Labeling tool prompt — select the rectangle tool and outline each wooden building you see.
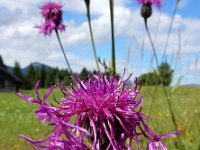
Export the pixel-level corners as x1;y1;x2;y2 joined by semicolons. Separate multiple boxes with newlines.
0;67;22;92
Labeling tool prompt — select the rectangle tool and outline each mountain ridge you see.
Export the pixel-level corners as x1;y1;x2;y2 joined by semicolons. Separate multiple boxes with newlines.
6;62;52;75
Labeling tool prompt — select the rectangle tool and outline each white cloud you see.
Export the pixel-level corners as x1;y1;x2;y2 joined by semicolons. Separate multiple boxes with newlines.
178;0;191;9
0;0;199;84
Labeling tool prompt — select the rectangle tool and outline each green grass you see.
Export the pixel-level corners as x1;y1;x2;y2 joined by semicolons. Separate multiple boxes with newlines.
0;86;199;150
141;86;200;150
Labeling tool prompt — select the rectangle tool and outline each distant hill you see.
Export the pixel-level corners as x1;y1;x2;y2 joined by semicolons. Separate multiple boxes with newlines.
6;62;52;75
22;62;52;75
180;84;200;87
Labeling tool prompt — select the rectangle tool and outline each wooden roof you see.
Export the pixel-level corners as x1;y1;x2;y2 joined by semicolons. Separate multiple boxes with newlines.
0;67;22;84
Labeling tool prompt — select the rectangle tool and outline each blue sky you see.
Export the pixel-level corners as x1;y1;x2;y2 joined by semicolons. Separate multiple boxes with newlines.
0;0;199;85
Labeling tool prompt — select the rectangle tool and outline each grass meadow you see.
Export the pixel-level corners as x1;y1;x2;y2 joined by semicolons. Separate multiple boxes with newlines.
0;86;199;150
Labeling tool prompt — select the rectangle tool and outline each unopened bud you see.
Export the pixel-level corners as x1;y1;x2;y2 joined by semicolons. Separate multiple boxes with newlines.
141;3;152;20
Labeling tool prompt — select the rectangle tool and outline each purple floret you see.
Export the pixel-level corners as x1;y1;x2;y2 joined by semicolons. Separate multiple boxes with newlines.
137;0;162;8
16;72;180;150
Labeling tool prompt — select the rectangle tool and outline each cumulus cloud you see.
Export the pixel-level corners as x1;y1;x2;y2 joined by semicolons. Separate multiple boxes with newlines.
0;0;199;84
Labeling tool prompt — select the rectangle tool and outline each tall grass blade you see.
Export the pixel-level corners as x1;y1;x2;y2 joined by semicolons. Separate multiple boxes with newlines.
161;0;180;63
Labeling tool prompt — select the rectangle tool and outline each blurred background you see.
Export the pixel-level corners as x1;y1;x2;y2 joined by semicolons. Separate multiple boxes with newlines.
0;0;200;85
0;0;199;149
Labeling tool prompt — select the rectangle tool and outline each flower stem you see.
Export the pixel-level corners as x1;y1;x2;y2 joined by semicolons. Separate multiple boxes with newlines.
109;0;116;75
85;1;100;71
144;19;178;131
144;19;159;66
55;29;73;75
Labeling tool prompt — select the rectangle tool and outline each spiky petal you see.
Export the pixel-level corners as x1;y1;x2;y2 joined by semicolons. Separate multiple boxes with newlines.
16;73;180;149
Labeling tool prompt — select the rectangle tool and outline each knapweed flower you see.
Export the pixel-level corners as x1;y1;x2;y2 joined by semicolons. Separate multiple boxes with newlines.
16;72;180;150
137;0;162;8
137;0;162;19
36;2;65;36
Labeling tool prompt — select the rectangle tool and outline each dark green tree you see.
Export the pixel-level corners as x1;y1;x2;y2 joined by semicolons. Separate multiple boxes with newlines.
40;65;47;88
23;64;36;89
45;68;72;87
80;67;88;81
45;68;57;87
64;69;73;85
12;61;23;79
57;69;66;82
35;65;46;88
158;62;173;86
139;71;158;86
139;62;173;86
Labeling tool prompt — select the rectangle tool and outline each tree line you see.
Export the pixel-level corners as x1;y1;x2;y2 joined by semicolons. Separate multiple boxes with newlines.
20;64;94;89
0;55;93;89
1;55;173;89
138;62;174;86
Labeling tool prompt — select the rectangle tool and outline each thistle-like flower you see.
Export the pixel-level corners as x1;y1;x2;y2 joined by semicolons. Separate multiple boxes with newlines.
36;2;65;36
16;72;180;150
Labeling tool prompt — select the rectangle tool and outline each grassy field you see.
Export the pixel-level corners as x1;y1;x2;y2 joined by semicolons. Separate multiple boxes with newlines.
0;86;199;150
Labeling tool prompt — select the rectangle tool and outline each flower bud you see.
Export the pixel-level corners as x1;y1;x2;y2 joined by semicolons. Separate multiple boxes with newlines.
141;3;152;20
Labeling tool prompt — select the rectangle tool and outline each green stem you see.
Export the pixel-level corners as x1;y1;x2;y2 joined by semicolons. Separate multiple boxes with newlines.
55;30;73;75
144;19;159;66
144;19;178;131
85;1;100;71
161;0;180;63
109;0;116;75
145;12;160;86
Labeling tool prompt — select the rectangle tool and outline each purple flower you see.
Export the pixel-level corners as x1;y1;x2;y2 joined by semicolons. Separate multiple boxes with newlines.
146;131;182;150
137;0;162;8
16;73;180;149
35;2;65;36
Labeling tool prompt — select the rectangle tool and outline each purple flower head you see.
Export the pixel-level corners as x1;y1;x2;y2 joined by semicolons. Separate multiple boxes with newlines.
16;72;180;150
36;2;65;36
137;0;162;8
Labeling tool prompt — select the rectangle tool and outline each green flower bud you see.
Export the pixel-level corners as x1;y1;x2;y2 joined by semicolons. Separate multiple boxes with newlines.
141;3;152;20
